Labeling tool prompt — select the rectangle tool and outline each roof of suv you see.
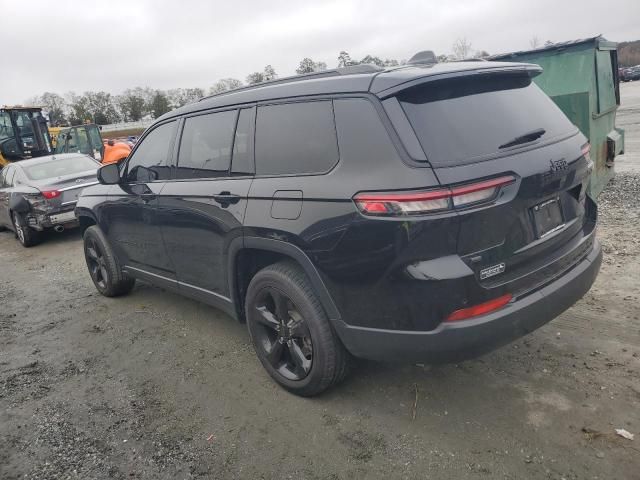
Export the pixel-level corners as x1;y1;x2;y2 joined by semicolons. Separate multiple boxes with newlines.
157;60;540;122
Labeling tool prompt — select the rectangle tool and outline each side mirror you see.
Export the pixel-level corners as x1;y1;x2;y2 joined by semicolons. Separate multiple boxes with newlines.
97;162;121;185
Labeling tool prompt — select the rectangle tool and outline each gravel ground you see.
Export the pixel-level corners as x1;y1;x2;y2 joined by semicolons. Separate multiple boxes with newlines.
1;83;639;480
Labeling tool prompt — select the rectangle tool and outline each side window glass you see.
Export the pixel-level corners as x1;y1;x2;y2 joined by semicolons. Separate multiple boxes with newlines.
3;167;16;188
88;126;103;159
0;167;9;188
176;110;236;179
75;128;91;155
124;121;176;183
13;169;24;185
255;101;338;176
231;107;255;176
67;128;79;152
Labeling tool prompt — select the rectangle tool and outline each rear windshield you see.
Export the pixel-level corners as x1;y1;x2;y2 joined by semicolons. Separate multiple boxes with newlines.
398;74;577;167
23;155;98;180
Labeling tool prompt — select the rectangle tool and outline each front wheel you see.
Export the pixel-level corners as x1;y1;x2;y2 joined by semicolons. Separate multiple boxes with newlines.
83;225;135;297
245;261;350;396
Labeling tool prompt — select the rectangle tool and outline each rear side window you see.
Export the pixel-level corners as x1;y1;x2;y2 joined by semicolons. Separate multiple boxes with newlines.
0;165;15;188
398;74;577;167
176;110;236;179
255;101;338;176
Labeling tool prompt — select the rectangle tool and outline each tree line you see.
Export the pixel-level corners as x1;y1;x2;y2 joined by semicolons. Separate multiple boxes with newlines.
28;42;488;126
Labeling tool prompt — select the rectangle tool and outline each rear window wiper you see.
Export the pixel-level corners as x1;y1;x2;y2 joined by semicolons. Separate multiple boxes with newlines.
499;128;546;149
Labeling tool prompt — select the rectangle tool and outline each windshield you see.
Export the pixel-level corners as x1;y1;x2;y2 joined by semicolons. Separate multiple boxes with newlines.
15;112;35;148
22;155;98;181
398;73;577;167
0;112;15;142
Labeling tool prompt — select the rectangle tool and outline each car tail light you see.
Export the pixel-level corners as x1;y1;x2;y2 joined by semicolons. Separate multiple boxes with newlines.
41;190;61;199
353;175;516;216
581;143;593;170
445;293;512;322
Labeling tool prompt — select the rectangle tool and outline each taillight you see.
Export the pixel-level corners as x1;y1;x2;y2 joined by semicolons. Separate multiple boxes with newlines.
41;190;61;199
353;175;516;216
581;143;591;159
581;143;593;170
445;293;512;322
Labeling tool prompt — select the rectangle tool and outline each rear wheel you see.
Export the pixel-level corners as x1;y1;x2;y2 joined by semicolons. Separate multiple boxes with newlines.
12;212;41;247
83;225;135;297
245;261;349;396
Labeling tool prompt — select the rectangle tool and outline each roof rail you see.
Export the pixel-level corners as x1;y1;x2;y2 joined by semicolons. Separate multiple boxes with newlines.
199;64;384;102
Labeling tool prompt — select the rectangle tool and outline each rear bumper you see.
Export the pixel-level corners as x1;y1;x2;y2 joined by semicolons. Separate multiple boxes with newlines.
26;209;79;230
334;239;602;363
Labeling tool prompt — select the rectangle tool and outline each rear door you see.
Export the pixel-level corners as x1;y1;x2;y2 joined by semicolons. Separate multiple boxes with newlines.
158;107;255;301
395;72;593;292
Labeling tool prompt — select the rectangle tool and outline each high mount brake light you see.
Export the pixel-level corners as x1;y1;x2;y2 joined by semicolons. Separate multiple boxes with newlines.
41;190;61;199
445;293;513;322
353;175;516;216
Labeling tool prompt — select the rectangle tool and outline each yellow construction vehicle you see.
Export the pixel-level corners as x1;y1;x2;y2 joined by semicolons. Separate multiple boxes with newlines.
0;106;53;167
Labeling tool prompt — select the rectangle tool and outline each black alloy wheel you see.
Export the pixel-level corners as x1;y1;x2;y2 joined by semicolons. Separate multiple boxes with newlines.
253;287;313;381
85;236;109;290
82;226;135;297
245;261;350;396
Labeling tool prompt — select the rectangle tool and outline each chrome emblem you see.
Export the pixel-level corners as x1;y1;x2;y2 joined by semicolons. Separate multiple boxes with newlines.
480;263;505;280
549;158;568;173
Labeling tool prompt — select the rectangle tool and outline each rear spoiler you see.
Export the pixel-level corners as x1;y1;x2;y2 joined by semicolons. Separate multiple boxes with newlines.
372;64;543;99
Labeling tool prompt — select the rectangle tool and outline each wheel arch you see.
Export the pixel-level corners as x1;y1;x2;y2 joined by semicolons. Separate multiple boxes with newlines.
228;237;341;324
76;208;97;234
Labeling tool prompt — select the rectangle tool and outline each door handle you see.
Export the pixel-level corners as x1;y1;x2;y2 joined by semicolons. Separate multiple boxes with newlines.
213;191;241;205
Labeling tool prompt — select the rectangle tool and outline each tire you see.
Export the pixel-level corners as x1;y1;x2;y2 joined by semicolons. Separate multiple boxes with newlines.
245;261;350;396
12;212;41;247
83;225;135;297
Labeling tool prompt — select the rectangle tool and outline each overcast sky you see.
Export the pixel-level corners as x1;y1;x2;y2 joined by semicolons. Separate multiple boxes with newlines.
1;0;638;103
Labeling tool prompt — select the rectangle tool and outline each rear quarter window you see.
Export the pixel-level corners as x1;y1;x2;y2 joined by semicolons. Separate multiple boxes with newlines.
398;74;577;167
255;101;338;176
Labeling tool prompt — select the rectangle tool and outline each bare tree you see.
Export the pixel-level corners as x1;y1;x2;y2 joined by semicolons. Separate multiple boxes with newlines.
337;51;356;67
452;37;472;60
263;65;277;81
209;78;243;95
530;35;540;49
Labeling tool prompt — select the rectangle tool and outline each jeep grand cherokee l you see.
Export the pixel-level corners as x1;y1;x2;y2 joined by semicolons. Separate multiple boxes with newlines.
75;61;602;396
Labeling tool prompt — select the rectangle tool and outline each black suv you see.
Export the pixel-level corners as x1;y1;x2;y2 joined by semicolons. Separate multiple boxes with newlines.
76;61;602;396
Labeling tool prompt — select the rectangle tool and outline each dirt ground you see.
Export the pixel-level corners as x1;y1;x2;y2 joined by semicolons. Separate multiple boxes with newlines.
1;83;639;480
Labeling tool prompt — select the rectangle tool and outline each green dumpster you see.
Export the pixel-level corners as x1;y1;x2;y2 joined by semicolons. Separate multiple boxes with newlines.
491;36;625;197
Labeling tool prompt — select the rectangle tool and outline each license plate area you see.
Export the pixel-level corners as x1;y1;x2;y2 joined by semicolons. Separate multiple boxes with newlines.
532;197;564;238
49;211;76;224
